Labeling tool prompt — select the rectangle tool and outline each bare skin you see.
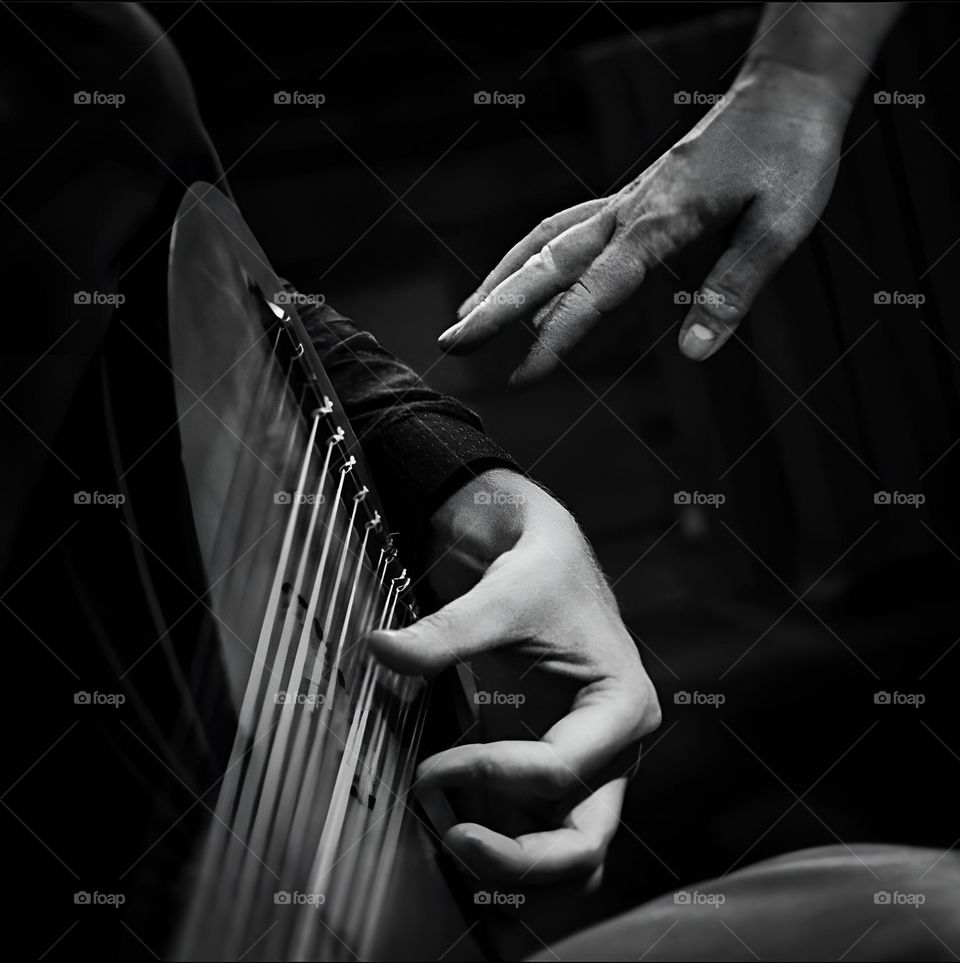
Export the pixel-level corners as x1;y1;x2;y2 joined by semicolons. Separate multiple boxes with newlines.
366;468;661;885
439;3;904;381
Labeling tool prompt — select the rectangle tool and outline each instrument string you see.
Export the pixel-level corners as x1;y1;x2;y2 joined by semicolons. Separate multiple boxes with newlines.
230;461;361;949
258;513;378;958
286;543;393;888
177;408;321;957
290;570;420;961
215;353;303;687
219;431;349;957
357;680;432;960
269;543;393;960
288;569;403;960
290;657;378;961
182;317;434;960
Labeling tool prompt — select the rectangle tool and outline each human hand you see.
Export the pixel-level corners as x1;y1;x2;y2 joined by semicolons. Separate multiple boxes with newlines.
365;469;660;885
439;61;853;379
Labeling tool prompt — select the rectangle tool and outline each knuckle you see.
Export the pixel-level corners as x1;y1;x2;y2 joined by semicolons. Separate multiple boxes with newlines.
698;281;747;320
536;760;575;801
537;214;560;237
522;244;553;273
537;243;557;272
761;219;803;256
643;696;663;735
475;748;504;786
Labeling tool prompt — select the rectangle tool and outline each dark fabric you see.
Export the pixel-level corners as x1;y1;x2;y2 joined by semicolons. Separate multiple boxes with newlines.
291;292;517;571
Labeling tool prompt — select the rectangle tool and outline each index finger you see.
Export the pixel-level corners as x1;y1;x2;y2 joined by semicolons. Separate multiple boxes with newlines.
439;210;616;354
416;688;650;801
455;198;608;321
443;778;627;885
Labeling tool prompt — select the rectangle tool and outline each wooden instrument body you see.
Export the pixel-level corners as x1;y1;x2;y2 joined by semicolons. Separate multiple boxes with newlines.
166;183;482;960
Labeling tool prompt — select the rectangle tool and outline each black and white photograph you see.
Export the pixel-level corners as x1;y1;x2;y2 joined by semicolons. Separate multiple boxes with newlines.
1;1;959;959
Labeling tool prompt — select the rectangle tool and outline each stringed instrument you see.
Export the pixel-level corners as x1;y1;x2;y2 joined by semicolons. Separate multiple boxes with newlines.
165;183;483;961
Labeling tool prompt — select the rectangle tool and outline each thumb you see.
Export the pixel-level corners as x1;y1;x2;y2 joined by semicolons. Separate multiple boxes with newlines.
364;568;520;677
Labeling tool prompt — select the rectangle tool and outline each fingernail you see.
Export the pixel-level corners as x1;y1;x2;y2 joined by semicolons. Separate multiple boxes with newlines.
438;319;467;347
681;323;716;360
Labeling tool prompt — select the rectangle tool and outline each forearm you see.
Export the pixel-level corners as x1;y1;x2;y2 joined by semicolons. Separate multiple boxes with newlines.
740;2;905;107
289;288;519;568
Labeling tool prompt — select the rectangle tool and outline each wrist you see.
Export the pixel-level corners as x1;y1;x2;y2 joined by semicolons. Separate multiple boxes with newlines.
731;57;856;125
428;468;569;559
737;1;904;113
